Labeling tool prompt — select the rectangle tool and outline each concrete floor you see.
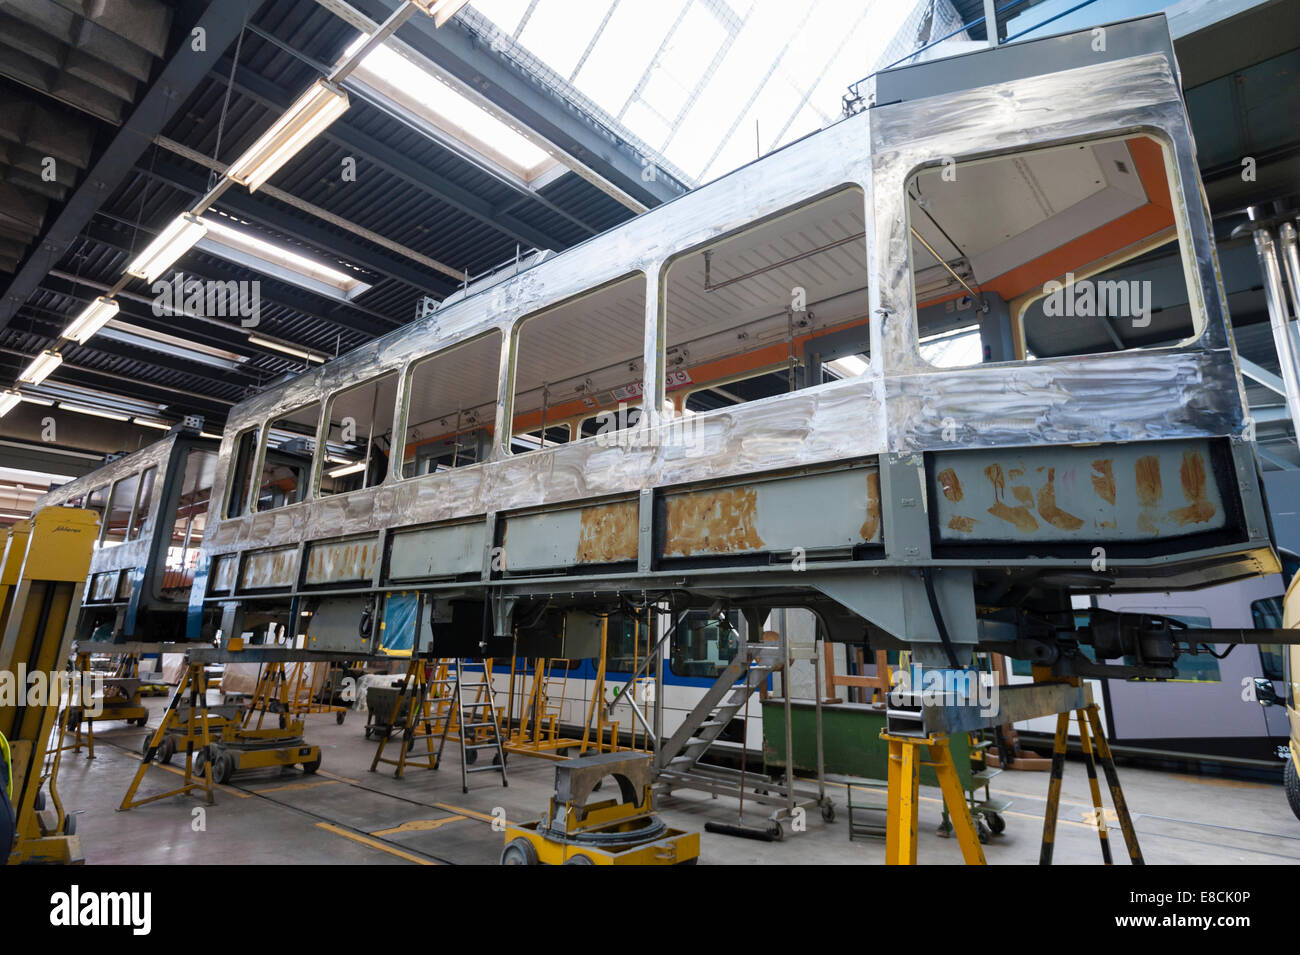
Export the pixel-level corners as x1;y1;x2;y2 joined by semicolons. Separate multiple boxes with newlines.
51;699;1300;865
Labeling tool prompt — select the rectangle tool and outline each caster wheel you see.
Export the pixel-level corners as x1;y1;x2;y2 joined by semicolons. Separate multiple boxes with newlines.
768;821;785;842
140;735;154;760
821;802;836;823
213;753;235;785
501;838;538;865
336;711;346;725
133;716;148;727
988;812;1006;835
563;855;594;865
466;749;478;766
278;714;287;730
493;752;507;767
193;749;208;777
62;814;77;836
302;756;321;775
158;736;176;766
364;727;374;741
976;818;992;844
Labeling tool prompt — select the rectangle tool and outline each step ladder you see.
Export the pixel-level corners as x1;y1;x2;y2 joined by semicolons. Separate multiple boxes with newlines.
369;657;442;778
437;659;508;793
655;640;783;778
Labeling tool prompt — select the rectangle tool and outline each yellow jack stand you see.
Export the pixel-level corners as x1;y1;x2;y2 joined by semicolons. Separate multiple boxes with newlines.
1041;703;1143;865
119;662;215;810
882;730;986;865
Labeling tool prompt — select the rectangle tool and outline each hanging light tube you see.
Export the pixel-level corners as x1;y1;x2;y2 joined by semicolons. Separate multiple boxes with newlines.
126;214;207;283
18;350;63;386
62;296;120;344
225;79;350;193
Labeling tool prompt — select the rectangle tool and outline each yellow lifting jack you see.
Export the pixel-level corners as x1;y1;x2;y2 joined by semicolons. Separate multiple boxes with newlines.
501;751;699;865
0;508;99;864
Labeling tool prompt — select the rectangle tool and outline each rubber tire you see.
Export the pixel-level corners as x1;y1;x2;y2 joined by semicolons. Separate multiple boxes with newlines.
213;753;235;785
193;749;208;778
336;711;346;725
140;735;154;760
976;818;992;844
563;854;594;865
821;802;836;823
1286;759;1300;822
466;748;478;766
501;838;538;865
133;716;148;727
158;735;176;766
988;811;1006;835
769;821;785;842
62;814;77;836
302;756;321;775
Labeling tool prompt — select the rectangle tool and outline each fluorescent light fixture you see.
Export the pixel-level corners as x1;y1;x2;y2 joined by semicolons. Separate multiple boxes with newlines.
59;402;131;422
15;393;53;407
133;417;173;430
327;461;366;479
198;216;371;301
63;297;120;344
0;390;21;418
21;381;165;418
247;334;327;363
19;350;63;385
127;213;207;283
411;0;469;26
98;321;248;372
225;79;350;193
344;39;556;183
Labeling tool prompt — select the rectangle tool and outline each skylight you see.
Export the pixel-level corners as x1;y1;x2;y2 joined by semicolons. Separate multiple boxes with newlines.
342;36;557;183
197;214;371;302
468;0;964;185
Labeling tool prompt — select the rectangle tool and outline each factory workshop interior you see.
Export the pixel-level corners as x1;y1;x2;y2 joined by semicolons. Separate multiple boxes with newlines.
1;0;1299;927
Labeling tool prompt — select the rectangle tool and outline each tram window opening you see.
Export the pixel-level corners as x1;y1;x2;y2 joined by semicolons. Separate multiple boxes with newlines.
907;134;1201;367
320;372;399;496
166;448;217;597
662;186;868;410
226;428;259;517
512;274;647;454
603;612;653;674
128;466;156;539
257;403;320;511
102;473;140;548
401;331;502;477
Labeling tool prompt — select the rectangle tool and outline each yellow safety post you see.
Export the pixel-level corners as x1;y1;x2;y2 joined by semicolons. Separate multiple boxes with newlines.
882;730;986;865
0;507;98;864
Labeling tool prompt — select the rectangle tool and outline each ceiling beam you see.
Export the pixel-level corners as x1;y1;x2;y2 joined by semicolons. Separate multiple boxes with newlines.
0;0;268;334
